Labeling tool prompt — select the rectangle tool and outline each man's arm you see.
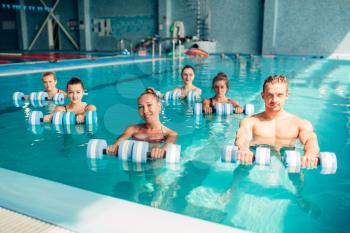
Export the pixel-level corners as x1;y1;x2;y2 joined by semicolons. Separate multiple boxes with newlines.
235;118;253;151
235;118;255;164
298;119;320;167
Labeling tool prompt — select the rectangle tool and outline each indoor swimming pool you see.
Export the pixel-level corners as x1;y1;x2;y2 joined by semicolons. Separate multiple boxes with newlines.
0;55;349;233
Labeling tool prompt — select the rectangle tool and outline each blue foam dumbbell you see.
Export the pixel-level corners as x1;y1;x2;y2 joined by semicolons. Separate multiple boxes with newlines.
194;103;254;115
53;93;65;105
13;91;65;107
282;150;337;174
60;111;97;134
28;111;65;125
31;91;65;105
87;139;135;161
222;145;271;165
86;139;181;164
12;92;26;107
164;91;181;102
186;91;200;102
27;111;64;134
61;111;98;125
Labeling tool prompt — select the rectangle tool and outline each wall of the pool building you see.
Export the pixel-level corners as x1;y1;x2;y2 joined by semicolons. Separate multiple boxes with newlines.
1;0;350;56
0;4;18;50
262;0;350;57
90;0;158;51
209;0;263;54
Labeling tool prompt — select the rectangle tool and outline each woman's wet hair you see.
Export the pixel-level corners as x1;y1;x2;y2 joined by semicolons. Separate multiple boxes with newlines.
212;72;229;90
42;72;56;81
66;77;85;90
181;65;195;76
138;87;160;102
263;75;288;92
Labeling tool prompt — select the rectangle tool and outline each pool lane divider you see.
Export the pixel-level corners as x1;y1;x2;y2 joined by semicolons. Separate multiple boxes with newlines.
0;56;169;77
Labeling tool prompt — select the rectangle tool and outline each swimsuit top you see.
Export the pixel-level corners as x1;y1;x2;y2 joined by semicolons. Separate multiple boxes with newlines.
131;125;167;144
209;97;234;112
64;103;91;114
180;87;197;97
46;89;60;100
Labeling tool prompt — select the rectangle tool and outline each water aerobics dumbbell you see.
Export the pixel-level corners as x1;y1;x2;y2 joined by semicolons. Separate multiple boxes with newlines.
28;110;97;126
281;149;337;174
194;103;254;116
164;90;199;102
87;139;181;163
13;91;64;107
222;145;271;165
60;111;98;126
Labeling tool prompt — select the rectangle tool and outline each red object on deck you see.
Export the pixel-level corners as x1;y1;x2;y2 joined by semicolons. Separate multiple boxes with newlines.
185;48;209;58
0;53;91;63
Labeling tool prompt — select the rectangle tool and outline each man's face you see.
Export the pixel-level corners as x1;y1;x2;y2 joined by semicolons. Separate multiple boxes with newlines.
261;82;288;112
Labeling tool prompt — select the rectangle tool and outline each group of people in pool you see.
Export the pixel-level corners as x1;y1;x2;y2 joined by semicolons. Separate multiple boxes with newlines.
37;72;96;123
38;65;320;168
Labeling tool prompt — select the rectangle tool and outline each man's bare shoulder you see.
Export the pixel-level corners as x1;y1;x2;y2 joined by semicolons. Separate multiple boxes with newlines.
240;113;261;127
284;112;313;130
246;112;266;122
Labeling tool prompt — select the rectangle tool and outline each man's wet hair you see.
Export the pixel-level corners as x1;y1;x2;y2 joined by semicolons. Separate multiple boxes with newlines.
263;75;288;92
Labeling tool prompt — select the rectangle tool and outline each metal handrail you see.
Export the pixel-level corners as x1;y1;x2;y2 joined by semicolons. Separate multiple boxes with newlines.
156;37;186;59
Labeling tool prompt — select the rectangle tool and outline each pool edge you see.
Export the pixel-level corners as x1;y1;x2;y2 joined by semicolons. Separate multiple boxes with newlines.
0;168;248;233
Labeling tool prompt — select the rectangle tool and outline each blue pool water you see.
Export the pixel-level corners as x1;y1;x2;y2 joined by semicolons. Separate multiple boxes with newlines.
0;56;349;233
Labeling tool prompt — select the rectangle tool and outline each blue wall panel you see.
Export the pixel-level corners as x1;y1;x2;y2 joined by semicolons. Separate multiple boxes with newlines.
263;0;350;56
210;0;263;54
90;0;158;51
0;6;18;50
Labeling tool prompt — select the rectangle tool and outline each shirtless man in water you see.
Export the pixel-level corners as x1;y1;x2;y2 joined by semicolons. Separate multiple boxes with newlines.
235;75;320;168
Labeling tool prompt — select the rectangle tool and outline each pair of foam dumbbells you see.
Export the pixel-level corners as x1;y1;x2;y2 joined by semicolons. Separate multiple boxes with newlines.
164;90;199;102
13;91;65;107
28;110;97;126
87;139;181;163
194;103;255;116
222;145;337;174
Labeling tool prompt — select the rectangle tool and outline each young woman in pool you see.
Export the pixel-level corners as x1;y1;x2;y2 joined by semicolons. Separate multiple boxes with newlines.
172;65;202;99
41;72;66;100
106;88;178;159
44;77;96;123
202;72;244;114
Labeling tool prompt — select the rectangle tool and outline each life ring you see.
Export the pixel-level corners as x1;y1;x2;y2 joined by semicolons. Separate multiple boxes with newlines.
185;48;209;58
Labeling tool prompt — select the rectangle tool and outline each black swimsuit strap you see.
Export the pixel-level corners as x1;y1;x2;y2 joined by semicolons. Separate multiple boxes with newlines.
131;124;167;143
160;125;167;141
209;98;217;113
84;104;90;112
